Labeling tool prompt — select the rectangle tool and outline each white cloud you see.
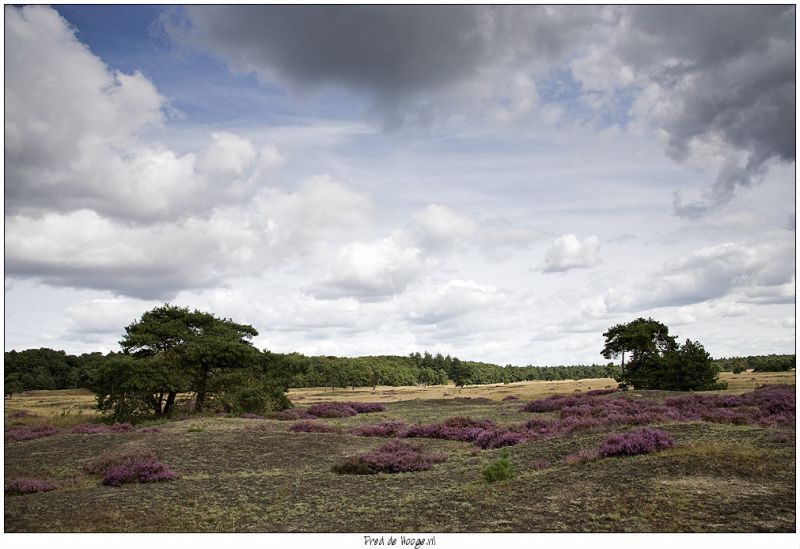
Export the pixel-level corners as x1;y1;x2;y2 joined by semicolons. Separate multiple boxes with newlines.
310;237;424;301
542;234;601;273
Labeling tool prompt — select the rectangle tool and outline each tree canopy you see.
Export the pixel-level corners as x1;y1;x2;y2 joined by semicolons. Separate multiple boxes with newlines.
602;318;723;391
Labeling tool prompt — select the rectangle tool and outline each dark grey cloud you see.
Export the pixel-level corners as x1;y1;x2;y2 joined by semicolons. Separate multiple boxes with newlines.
165;5;598;128
614;6;795;216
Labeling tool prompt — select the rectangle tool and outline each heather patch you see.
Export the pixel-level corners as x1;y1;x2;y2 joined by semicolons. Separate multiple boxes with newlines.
347;421;407;437
5;477;62;495
288;420;340;433
333;440;447;474
271;408;316;421
5;424;60;443
138;427;162;433
344;401;386;413
502;395;519;401
83;450;179;487
402;416;498;444
306;402;358;418
240;413;265;419
597;428;675;458
70;422;134;434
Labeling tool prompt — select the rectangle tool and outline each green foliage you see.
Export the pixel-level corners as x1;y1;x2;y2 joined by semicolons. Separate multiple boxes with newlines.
603;319;722;391
482;450;514;483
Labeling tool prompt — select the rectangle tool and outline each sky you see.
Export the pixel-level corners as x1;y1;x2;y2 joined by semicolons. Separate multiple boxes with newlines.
3;4;796;366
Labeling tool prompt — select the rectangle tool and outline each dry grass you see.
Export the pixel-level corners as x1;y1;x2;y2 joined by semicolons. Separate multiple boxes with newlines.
288;370;795;405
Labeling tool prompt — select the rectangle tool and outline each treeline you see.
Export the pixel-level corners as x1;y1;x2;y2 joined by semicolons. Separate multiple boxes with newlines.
6;347;794;397
5;347;617;395
713;354;796;373
4;348;109;394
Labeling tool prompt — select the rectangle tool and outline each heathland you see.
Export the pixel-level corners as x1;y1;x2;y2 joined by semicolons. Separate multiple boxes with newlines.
4;370;795;532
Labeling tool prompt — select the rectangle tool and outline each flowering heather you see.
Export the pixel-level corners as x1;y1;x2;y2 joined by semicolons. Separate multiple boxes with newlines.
521;394;582;413
288;420;340;433
502;395;519;401
138;427;162;433
475;428;527;450
347;421;407;437
333;440;447;474
84;450;178;486
70;422;135;434
403;416;497;444
5;477;62;495
343;401;386;413
240;413;265;419
271;408;316;421
597;428;675;458
5;424;60;443
307;402;358;418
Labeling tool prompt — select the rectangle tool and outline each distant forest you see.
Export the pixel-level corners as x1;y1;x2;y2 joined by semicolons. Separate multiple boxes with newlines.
4;347;795;394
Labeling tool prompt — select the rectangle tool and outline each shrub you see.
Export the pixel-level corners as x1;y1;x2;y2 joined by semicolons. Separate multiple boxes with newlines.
597;428;675;458
288;420;339;433
333;440;447;474
5;477;62;495
271;408;316;421
502;395;519;401
5;424;60;443
348;421;407;437
344;402;386;413
482;450;514;483
307;402;358;418
475;429;527;450
84;450;178;486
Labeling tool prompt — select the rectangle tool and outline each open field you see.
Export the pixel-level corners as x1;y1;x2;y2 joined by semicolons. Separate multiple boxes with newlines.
4;373;795;533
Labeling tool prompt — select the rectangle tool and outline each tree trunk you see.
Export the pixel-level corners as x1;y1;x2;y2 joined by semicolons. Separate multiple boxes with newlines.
164;391;177;415
195;365;209;412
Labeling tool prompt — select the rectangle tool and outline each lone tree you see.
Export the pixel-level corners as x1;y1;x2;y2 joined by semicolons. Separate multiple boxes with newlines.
91;304;271;420
601;318;723;391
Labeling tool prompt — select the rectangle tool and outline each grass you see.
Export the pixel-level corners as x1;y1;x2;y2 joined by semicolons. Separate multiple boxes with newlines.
4;374;795;532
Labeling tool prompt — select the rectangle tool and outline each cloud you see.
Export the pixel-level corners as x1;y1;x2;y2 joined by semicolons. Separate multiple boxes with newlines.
605;237;795;312
165;5;600;129
309;237;424;301
5;175;372;300
403;279;506;326
542;234;601;273
4;6;290;224
610;5;795;215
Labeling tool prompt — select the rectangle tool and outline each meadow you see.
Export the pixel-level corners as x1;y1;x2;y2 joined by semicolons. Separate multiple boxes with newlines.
4;371;795;532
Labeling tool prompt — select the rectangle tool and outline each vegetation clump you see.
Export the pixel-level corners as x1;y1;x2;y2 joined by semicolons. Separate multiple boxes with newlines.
597;427;675;458
306;402;358;418
482;450;514;483
288;420;340;433
5;477;62;495
333;440;447;475
84;450;179;487
5;424;60;443
347;421;408;437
